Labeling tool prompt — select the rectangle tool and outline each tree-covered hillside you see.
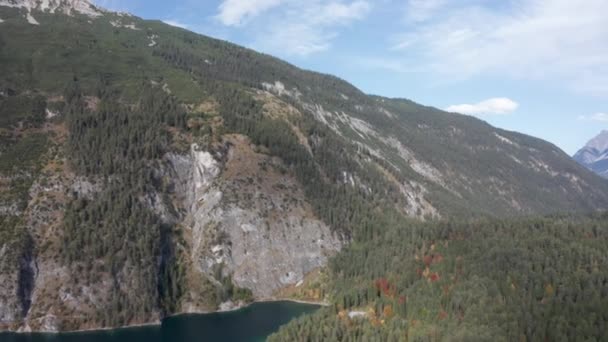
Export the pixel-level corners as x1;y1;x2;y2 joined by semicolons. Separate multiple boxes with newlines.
1;2;607;338
0;4;606;219
270;215;608;341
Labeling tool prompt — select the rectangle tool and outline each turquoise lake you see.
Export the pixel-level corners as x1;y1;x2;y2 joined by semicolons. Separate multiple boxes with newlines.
0;301;320;342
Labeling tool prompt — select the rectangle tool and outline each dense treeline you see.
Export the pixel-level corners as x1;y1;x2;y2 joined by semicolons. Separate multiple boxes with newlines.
61;80;188;326
64;80;185;176
59;78;257;325
0;93;46;129
270;309;408;342
0;91;49;295
270;215;608;341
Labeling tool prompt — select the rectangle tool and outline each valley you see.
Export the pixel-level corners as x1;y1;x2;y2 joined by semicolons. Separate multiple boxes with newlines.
0;1;607;341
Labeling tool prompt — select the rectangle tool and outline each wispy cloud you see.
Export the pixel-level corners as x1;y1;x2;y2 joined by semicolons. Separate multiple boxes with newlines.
215;0;371;56
446;98;519;116
353;57;422;73
263;0;371;56
389;0;608;96
162;19;189;29
404;0;446;23
216;0;284;26
578;113;608;122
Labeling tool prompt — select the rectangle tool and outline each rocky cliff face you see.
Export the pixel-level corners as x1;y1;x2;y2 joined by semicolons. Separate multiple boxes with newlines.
574;131;608;179
0;0;102;17
0;121;341;331
162;135;341;302
0;122;123;332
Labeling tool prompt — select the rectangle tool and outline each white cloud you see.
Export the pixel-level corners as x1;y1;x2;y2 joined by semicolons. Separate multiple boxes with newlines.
404;0;446;22
259;1;370;56
578;113;608;122
162;20;189;29
215;0;370;56
312;1;371;26
446;98;519;116
390;0;608;96
216;0;284;26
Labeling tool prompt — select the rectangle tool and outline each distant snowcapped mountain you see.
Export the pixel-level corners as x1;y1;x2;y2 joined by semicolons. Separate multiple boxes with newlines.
0;0;102;17
574;130;608;179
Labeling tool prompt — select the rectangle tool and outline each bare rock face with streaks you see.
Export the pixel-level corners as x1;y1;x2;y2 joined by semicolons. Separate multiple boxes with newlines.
0;0;102;17
163;135;342;303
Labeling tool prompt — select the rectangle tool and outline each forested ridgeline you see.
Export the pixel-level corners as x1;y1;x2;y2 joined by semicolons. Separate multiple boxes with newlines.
58;81;255;327
149;26;608;218
2;9;608;336
53;69;425;328
57;81;185;326
269;215;608;341
152;40;608;342
155;40;436;237
2;7;607;222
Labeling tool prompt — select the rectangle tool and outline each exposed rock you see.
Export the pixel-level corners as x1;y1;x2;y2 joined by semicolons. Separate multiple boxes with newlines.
109;19;139;30
261;81;302;99
0;203;20;216
260;84;439;219
217;300;246;312
70;177;101;199
574;130;608;179
25;11;37;24
148;34;158;47
348;311;367;319
0;0;103;17
45;109;59;119
162;135;342;301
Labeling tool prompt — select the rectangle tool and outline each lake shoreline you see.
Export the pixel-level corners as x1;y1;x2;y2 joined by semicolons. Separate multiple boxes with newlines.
2;298;326;335
215;298;329;314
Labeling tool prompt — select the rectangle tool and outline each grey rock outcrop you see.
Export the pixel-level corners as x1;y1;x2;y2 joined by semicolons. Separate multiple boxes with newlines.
162;135;342;300
574;130;608;179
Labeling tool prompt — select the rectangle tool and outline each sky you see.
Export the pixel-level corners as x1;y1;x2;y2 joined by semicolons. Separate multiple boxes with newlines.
93;0;608;155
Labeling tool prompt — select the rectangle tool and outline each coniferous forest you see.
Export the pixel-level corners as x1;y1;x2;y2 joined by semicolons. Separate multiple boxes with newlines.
0;4;607;341
270;215;608;341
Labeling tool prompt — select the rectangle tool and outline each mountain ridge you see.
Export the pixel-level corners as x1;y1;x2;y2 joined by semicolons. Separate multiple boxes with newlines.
574;130;608;179
1;2;608;335
0;0;102;17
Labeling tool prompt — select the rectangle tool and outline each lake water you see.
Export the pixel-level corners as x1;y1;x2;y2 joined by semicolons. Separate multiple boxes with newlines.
0;301;320;342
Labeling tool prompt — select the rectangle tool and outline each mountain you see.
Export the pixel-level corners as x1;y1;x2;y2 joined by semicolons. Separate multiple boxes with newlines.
0;0;101;19
1;0;608;338
574;130;608;179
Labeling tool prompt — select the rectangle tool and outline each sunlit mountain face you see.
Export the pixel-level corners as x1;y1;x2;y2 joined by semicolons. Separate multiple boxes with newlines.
574;130;608;179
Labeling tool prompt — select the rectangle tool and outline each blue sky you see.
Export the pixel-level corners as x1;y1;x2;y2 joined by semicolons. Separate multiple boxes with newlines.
93;0;608;155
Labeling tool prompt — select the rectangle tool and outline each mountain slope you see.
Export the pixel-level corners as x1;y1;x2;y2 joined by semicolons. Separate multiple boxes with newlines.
0;0;101;16
269;214;608;341
574;130;608;179
1;2;606;218
1;0;607;333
